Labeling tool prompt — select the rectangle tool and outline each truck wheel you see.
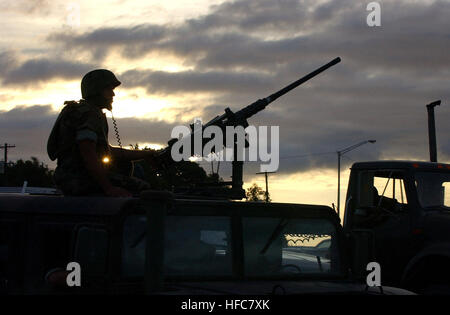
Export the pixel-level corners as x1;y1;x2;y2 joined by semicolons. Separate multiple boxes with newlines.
406;257;450;295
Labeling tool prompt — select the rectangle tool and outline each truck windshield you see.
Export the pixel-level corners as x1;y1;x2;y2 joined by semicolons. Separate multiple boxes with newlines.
415;172;450;209
242;217;340;277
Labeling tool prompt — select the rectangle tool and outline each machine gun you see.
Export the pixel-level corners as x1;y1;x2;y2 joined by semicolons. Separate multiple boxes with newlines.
158;57;342;199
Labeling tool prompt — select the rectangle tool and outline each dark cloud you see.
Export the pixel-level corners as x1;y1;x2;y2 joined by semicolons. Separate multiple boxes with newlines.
0;51;96;86
120;68;274;95
0;51;19;76
184;0;313;34
48;24;168;60
0;105;57;166
49;0;323;64
47;0;450;74
111;117;178;146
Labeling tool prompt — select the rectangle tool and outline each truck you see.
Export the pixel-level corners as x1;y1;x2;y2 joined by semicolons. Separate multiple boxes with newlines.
343;160;450;294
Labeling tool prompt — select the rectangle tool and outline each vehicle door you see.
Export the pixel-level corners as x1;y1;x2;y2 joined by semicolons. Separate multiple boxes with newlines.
23;216;110;294
0;215;26;294
345;169;413;285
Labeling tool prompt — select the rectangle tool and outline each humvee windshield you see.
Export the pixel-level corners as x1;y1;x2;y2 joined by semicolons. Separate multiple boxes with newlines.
121;206;341;279
243;217;338;276
415;172;450;209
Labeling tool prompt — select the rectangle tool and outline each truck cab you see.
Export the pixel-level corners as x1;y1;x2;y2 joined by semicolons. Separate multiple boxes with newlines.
343;160;450;293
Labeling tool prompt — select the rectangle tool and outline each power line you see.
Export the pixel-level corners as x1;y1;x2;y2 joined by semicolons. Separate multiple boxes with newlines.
341;155;354;162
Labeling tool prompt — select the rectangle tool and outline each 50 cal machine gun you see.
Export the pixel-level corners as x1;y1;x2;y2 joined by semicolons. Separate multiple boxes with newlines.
158;57;342;200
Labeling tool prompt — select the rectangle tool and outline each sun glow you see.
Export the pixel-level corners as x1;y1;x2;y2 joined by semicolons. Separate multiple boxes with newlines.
0;81;80;112
126;142;165;150
110;94;173;119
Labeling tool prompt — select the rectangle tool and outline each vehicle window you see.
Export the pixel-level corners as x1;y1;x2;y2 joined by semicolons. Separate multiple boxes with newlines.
74;227;108;275
121;215;232;277
242;218;339;277
444;182;450;207
42;226;73;273
415;172;450;209
356;170;408;211
316;239;331;249
373;176;408;205
164;216;232;276
352;170;409;227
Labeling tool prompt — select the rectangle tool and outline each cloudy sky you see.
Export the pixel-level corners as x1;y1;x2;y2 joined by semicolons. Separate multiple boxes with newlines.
1;0;449;214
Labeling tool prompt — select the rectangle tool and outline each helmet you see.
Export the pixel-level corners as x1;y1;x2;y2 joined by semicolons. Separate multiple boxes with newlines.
81;69;121;99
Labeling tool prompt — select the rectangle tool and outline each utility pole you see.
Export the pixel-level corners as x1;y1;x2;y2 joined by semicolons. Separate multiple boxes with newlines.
0;143;16;178
256;171;276;202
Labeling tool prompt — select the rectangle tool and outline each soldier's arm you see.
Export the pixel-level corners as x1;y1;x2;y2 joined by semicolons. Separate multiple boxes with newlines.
78;140;132;197
110;145;159;166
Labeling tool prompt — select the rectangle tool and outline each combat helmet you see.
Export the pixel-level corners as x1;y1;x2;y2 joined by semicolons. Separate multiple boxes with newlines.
81;69;121;99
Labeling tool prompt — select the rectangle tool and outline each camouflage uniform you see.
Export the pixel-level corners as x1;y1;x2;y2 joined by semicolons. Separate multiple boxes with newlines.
47;70;151;196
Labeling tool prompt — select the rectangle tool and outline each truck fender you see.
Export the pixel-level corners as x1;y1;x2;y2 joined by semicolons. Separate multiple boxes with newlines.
401;242;450;285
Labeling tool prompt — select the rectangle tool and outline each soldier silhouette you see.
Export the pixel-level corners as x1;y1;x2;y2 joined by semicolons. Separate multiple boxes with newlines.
47;69;157;197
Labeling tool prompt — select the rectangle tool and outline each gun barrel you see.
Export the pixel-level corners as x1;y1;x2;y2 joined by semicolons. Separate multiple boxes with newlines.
267;57;341;104
238;57;341;120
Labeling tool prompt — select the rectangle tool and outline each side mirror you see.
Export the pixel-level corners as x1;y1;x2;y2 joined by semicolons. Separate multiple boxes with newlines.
74;227;109;275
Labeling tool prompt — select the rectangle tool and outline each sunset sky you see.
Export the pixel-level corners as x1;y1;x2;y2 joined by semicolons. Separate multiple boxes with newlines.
1;0;449;219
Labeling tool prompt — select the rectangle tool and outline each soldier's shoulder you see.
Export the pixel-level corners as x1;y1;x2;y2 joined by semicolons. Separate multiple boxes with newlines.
64;100;97;114
60;100;101;121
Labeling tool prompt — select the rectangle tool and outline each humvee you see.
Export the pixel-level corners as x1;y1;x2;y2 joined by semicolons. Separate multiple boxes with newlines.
0;190;413;295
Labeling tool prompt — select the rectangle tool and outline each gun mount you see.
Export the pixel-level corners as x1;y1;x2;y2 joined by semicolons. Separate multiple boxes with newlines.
160;57;342;200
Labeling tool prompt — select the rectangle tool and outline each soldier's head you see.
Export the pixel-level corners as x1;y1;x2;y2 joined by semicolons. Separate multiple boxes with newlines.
81;69;121;110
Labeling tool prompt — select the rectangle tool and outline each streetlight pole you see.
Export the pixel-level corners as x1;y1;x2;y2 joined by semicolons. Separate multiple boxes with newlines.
337;140;376;217
338;150;341;215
